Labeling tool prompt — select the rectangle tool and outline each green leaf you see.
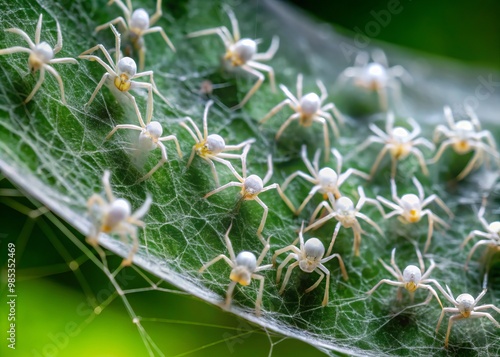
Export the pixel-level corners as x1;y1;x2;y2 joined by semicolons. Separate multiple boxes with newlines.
0;0;499;356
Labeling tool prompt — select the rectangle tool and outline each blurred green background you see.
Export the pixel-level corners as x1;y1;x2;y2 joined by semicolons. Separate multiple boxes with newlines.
0;0;498;356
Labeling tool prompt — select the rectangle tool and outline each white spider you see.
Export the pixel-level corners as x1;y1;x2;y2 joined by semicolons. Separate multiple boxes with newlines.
0;14;78;104
461;199;500;270
187;6;279;110
281;144;369;215
87;170;152;266
79;24;169;121
366;247;442;308
337;49;411;111
199;223;272;316
357;112;435;178
305;187;384;257
180;100;255;187
95;0;175;71
259;74;345;161
204;151;291;246
376;177;453;253
430;105;500;181
105;95;182;182
272;222;348;306
434;284;500;348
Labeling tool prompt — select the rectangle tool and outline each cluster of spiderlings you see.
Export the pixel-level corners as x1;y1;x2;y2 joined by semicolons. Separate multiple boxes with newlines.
1;2;499;349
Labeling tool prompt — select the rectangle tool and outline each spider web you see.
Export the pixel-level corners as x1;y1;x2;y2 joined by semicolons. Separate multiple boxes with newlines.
0;0;499;356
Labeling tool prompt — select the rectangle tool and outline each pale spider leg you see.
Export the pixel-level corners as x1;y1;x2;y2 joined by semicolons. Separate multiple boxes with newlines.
312;116;331;161
417;284;443;308
95;17;128;34
252;274;266;315
5;28;35;49
33;13;43;45
222;5;240;41
405;117;421;139
260;183;278;193
476;131;498;151
202;100;214;139
202;157;222;187
86;194;108;241
356;212;383;236
378;257;401;280
296;185;322;217
429;138;454;164
465;239;498;269
259;99;294;124
376;86;388;112
251;36;280;61
43;64;69;104
461;230;492;249
295;73;303;99
222;223;237;261
390;155;398;179
230;63;267;110
355;135;385;156
279;83;300;105
110;0;132;21
416;249;427;275
149;0;163;25
130;80;171;111
24;66;45;104
464;105;482;131
261;155;274;185
275;113;301;139
413;137;435;151
390;248;403;277
223;138;256;151
409;147;429;176
312;147;322;174
105;124;142;141
325;222;342;257
159;135;183;158
322;253;348;280
338;168;370;187
224;280;238;308
210;156;244;182
421;194;453;219
444;314;466;348
0;46;32;56
385;111;395;134
329;148;342;175
305;205;336;232
318;110;340;139
130;195;152;222
281;171;316;192
199;254;233;273
140;27;176;52
119;229;138;266
320;101;345;128
272;244;299;269
474;305;500;314
433;125;452;143
456;149;483;181
376;195;403;213
304;267;325;294
186;27;233;48
276;185;296;213
435;307;458;334
247;60;275;92
79;42;117;70
351;221;364;256
369;146;389;178
49;57;78;65
308;198;334;226
254;196;270;245
179;118;202;142
256;238;271;267
278;260;300;294
422;211;436;254
204;181;242;199
367;280;405;295
137;142;168;182
101;171;115;202
357;187;386;217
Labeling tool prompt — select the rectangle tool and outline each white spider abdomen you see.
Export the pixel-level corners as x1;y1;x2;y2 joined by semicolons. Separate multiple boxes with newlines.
392;127;410;143
105;198;131;230
33;42;54;62
488;221;500;235
205;134;225;154
361;62;388;88
304;238;325;261
117;57;137;78
455;120;474;138
318;167;338;190
403;264;421;291
232;38;256;63
130;9;150;31
235;251;257;272
244;175;264;195
400;194;421;222
457;293;475;317
146;121;163;140
336;196;354;214
299;93;321;116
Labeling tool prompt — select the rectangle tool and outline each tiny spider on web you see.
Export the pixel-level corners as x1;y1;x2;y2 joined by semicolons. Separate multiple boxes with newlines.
366;247;442;308
272;222;348;307
337;49;411;112
87;170;152;266
179;100;255;187
461;197;500;270
0;13;78;104
95;0;175;71
79;24;170;121
187;6;279;110
105;92;182;183
199;222;272;316
305;187;384;257
357;112;435;178
433;279;500;348
281;144;369;215
430;105;500;181
259;74;345;161
204;150;293;246
376;177;453;253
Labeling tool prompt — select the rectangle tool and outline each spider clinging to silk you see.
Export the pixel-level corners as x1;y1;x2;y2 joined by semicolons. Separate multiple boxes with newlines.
430;105;500;181
337;49;411;111
376;177;453;253
280;144;369;215
199;223;272;316
461;198;500;270
366;247;443;308
87;170;152;266
180;100;256;187
105;92;182;182
187;6;279;110
433;280;500;348
272;222;348;307
0;13;78;104
260;74;345;162
95;0;175;71
79;24;170;121
357;112;435;178
305;187;385;257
